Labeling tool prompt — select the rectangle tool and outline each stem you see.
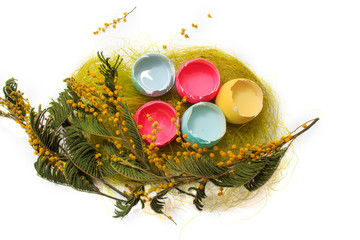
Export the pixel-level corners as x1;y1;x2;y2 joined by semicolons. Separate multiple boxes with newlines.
99;177;128;199
175;187;196;198
290;117;319;139
94;188;126;202
108;6;136;27
117;124;151;171
95;6;137;33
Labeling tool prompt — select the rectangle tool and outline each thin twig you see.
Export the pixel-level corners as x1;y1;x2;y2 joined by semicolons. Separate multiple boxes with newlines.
291;117;320;139
94;188;126;202
98;177;128;199
94;7;137;34
175;187;196;198
117;124;151;171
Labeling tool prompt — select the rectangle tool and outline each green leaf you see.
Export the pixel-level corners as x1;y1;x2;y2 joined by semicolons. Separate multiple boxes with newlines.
111;161;163;182
118;102;144;153
72;112;114;138
63;161;96;192
34;156;67;185
113;186;143;218
97;51;122;92
30;108;61;154
103;141;163;182
244;148;288;191
189;182;207;211
3;78;26;117
3;78;18;105
113;200;134;218
100;158;119;178
150;190;169;214
48;88;77;129
167;155;227;178
64;126;99;179
210;159;268;188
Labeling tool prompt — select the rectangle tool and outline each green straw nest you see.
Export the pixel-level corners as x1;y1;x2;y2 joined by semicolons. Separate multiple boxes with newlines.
70;46;293;215
74;46;285;152
1;45;319;222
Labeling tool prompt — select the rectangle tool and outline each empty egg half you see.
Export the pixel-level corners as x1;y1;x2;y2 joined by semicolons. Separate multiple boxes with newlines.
132;53;175;97
181;102;226;148
215;78;263;124
134;101;179;147
175;58;220;103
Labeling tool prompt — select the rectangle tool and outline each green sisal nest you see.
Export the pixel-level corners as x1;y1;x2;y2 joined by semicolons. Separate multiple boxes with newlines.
74;46;283;152
0;45;319;223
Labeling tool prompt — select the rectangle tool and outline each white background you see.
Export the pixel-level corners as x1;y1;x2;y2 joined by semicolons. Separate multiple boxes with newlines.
0;0;359;239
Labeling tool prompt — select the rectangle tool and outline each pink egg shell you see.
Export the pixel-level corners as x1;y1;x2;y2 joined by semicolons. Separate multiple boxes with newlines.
175;58;220;103
134;101;179;147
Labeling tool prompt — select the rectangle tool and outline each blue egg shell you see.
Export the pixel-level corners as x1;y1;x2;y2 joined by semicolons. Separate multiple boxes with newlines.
132;53;175;97
181;102;226;148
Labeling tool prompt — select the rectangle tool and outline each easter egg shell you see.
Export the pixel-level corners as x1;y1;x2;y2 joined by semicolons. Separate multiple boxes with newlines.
134;101;179;147
132;53;175;97
215;78;263;124
175;58;220;103
181;102;226;148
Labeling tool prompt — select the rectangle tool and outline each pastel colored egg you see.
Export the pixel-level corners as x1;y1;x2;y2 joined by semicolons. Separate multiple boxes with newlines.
176;58;220;103
181;102;226;148
134;101;179;147
132;53;175;97
215;78;263;124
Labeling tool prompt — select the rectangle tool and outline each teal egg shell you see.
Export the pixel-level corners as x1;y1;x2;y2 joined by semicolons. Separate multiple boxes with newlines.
181;102;226;148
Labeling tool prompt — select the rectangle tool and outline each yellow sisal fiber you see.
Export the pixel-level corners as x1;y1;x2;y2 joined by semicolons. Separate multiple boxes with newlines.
72;45;289;210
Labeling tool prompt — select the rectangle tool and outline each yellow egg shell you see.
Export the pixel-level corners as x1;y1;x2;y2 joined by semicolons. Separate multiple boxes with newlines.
215;78;263;124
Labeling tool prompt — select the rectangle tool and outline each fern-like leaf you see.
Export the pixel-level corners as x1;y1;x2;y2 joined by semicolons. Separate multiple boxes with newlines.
100;158;119;178
244;148;288;191
30;108;61;154
210;159;268;188
113;186;143;218
167;155;227;178
188;182;207;211
150;190;169;214
63;161;96;192
97;51;122;92
72;112;114;138
103;141;163;182
3;78;26;117
64;126;99;179
48;87;77;129
113;200;134;218
117;102;144;153
34;156;67;185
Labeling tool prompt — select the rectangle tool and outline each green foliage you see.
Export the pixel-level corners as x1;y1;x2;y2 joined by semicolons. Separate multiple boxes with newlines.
110;161;162;182
97;51;122;92
189;183;207;211
100;158;119;178
3;78;26;117
34;156;67;185
63;161;96;192
113;186;144;218
113;199;135;218
210;160;268;188
30;108;61;154
48;87;77;129
64;125;99;179
150;189;169;214
167;155;227;178
3;78;18;104
118;102;144;153
72;112;114;138
244;148;288;191
103;141;163;182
